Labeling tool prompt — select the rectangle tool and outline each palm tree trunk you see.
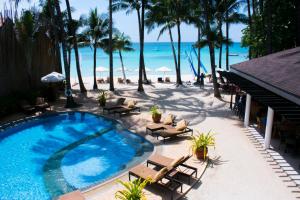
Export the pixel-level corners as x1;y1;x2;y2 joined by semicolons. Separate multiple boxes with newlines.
65;0;86;93
176;21;182;85
225;3;229;70
47;0;62;73
168;25;178;72
109;0;114;91
137;6;144;92
197;26;201;83
252;0;256;17
93;46;98;90
247;0;252;59
218;27;223;69
53;0;76;107
119;50;126;81
141;1;148;83
204;0;221;98
68;48;71;67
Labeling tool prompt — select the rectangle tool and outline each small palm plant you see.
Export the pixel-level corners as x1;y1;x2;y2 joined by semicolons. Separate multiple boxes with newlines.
191;131;215;160
115;178;150;200
97;90;107;107
150;105;162;123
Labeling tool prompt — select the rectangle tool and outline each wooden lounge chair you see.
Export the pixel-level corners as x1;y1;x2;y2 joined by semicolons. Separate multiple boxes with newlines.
129;165;182;200
146;115;176;135
118;78;124;84
35;97;50;112
97;78;104;84
102;98;126;113
158;77;164;83
156;127;193;142
147;154;197;184
113;106;141;116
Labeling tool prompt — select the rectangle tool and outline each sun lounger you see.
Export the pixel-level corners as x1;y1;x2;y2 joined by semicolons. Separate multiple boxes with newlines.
129;164;182;200
156;127;193;142
35;97;51;112
118;78;124;84
102;98;126;113
146;154;197;184
113;106;141;116
97;78;104;84
165;77;171;82
158;77;164;83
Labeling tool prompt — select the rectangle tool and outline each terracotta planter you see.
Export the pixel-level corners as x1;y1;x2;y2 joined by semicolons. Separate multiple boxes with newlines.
195;147;208;160
152;113;162;123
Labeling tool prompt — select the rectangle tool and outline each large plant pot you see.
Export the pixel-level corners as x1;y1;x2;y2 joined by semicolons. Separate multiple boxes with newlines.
195;147;208;160
152;113;162;123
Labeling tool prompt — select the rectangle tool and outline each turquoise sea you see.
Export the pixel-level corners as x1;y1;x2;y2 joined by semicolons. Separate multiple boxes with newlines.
69;42;248;78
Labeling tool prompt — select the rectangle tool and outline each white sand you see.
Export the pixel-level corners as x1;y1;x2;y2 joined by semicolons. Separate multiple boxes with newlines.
51;77;299;200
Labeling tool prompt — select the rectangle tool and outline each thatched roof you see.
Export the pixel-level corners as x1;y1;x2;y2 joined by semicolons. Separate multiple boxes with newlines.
231;47;300;104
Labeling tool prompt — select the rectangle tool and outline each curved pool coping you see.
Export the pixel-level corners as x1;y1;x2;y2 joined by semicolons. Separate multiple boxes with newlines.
0;111;155;199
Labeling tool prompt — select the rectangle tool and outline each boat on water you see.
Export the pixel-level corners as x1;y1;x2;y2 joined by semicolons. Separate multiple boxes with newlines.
229;53;239;56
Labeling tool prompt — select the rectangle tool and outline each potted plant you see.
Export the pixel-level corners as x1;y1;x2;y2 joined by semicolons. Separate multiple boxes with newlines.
97;90;107;107
115;178;150;200
150;105;162;123
191;131;215;160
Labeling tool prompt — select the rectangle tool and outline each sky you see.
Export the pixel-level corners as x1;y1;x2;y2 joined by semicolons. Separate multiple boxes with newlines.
0;0;246;42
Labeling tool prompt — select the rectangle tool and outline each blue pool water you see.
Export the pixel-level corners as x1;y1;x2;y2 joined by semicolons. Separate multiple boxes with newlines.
0;112;153;200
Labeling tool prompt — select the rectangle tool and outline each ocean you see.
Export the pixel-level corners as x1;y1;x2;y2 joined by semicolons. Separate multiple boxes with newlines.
69;42;248;78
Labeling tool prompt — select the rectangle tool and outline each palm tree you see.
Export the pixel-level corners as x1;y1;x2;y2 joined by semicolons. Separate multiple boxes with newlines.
109;0;114;91
102;32;134;82
112;0;148;92
223;0;247;70
202;0;221;98
115;33;134;81
146;0;190;86
81;9;109;90
64;0;86;93
53;0;77;107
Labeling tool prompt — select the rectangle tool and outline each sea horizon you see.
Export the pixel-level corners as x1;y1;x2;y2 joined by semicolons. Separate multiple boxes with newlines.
70;42;248;79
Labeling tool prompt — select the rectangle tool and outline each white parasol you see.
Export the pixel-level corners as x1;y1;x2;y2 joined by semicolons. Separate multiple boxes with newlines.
41;72;65;83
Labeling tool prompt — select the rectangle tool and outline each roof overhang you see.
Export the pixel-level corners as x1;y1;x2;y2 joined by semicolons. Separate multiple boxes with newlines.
231;68;300;106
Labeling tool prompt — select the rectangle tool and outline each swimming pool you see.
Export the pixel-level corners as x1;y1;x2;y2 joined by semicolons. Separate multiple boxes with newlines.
0;112;153;200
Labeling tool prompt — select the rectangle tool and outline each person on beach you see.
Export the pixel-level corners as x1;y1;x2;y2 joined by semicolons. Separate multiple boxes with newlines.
200;73;205;88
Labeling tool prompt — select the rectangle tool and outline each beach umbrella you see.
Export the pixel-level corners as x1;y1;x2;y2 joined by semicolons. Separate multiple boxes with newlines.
96;66;108;72
156;66;172;72
117;67;131;72
41;72;65;83
156;66;171;77
134;67;152;72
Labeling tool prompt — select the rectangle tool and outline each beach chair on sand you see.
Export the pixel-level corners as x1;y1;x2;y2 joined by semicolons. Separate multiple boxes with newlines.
126;79;131;84
158;77;164;83
102;98;126;113
148;120;193;142
129;165;183;200
112;100;140;116
146;154;197;184
146;114;176;135
97;78;104;84
165;77;171;82
35;97;50;112
118;78;124;84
